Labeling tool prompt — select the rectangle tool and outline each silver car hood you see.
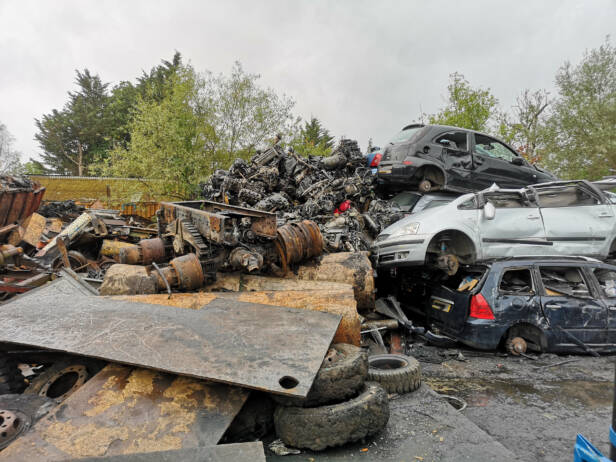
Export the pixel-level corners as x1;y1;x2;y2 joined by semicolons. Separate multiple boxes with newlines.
377;193;476;241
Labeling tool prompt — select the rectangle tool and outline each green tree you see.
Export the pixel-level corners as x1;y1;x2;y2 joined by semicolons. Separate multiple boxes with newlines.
22;160;47;175
543;39;616;179
99;61;296;198
201;62;296;169
499;89;550;164
0;123;22;174
98;66;209;198
290;117;335;157
35;69;112;175
428;72;499;132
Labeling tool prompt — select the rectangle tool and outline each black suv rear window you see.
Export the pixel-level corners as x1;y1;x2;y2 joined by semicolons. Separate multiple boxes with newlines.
388;126;423;144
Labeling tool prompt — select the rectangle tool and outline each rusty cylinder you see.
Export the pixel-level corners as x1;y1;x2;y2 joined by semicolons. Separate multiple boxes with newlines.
119;238;166;265
151;253;204;291
275;220;323;274
100;240;136;259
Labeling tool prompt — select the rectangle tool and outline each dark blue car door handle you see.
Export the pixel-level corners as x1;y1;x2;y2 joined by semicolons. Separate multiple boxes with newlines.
545;304;561;310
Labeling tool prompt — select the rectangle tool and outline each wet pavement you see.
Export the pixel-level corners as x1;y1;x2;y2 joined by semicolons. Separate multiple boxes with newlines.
418;343;615;461
266;343;615;461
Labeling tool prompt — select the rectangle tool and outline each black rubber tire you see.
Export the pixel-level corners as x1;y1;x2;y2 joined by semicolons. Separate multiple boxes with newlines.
418;179;432;193
272;343;368;407
0;357;25;395
367;354;421;394
24;357;105;402
274;382;389;451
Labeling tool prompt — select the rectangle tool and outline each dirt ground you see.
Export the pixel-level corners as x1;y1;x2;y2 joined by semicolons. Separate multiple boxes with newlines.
267;341;615;461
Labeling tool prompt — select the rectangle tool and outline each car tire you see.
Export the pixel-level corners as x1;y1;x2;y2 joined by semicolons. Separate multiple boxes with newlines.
418;179;432;193
367;354;421;394
272;343;368;407
273;382;389;451
24;357;105;402
0;356;25;395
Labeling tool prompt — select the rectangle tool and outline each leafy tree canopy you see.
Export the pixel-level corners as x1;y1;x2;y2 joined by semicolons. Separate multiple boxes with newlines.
427;72;499;132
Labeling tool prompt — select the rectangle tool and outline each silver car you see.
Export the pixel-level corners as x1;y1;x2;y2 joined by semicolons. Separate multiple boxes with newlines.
374;180;616;273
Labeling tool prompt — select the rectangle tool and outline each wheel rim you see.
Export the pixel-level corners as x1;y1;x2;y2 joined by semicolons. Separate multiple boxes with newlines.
0;409;28;449
39;365;88;400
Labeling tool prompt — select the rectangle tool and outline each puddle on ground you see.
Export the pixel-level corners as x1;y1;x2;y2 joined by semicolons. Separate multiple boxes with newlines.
425;377;613;409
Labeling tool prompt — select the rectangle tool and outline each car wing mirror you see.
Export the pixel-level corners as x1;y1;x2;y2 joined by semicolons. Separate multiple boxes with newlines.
512;157;524;166
484;202;496;220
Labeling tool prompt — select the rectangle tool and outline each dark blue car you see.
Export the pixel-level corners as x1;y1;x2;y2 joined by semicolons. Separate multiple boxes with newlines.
406;257;616;354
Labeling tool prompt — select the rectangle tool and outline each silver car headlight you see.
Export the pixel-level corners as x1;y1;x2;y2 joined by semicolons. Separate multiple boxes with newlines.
390;222;420;237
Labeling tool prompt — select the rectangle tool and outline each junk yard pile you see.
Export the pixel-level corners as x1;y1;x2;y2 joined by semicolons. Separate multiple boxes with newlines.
2;129;616;460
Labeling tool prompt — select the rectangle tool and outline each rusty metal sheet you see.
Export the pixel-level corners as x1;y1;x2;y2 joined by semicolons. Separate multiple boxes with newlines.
0;364;249;461
0;289;340;396
0;186;45;227
58;442;265;461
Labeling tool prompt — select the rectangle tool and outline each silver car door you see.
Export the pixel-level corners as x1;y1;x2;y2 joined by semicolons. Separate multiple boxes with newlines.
535;183;613;257
478;191;548;259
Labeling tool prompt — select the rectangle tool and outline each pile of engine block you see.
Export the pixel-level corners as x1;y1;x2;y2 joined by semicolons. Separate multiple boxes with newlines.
201;139;402;252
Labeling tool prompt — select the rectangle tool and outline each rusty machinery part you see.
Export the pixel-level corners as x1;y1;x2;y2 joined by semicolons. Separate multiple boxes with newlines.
99;240;135;259
506;336;528;356
0;409;28;449
436;254;459;276
119;238;166;265
24;358;105;403
52;250;88;272
0;245;23;266
229;247;264;273
151;253;205;292
171;219;209;256
0;394;56;450
275;220;323;274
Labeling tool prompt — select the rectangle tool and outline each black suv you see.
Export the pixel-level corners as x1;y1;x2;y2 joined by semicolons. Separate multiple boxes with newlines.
404;257;616;354
377;124;556;193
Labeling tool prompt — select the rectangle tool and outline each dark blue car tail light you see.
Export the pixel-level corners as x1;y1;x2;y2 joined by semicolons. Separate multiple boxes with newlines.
469;293;495;320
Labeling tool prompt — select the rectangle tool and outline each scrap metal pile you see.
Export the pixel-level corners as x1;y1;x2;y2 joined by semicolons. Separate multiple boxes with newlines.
201;139;402;252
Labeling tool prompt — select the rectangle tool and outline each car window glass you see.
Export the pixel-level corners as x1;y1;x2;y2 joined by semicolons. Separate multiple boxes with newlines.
388;126;423;144
540;267;590;298
434;131;468;151
499;268;534;294
591;268;616;297
474;134;519;162
391;192;421;208
483;192;530;208
536;185;601;208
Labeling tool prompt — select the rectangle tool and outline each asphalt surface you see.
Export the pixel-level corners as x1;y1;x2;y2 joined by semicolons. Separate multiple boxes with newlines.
266;343;615;461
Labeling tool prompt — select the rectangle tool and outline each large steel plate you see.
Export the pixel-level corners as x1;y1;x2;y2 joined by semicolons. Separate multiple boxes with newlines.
0;364;249;461
0;287;340;396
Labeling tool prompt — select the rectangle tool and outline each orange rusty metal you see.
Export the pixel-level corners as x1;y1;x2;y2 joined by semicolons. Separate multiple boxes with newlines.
118;238;165;265
150;254;204;291
0;182;45;227
275;220;324;275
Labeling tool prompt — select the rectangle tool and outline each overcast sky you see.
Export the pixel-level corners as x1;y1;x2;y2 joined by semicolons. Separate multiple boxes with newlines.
0;0;615;163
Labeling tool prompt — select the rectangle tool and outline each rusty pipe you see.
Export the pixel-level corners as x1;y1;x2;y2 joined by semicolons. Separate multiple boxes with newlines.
119;238;166;265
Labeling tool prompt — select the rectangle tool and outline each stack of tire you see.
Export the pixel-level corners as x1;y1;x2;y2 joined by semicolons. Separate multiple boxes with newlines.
272;343;421;451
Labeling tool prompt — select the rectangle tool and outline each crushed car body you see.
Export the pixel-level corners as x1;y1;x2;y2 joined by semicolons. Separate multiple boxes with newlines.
377;124;556;193
397;257;616;354
374;180;616;273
